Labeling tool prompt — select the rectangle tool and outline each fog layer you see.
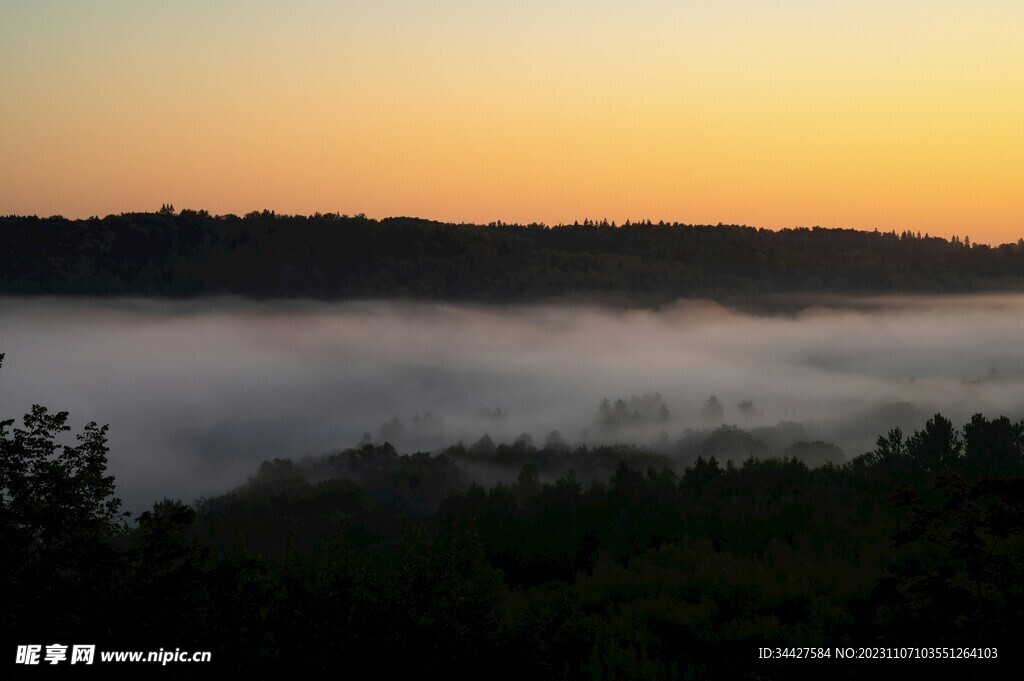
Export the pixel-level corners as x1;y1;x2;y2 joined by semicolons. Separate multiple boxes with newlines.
2;295;1023;509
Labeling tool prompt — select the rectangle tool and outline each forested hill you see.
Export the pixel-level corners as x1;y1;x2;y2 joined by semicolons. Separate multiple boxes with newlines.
3;209;1024;303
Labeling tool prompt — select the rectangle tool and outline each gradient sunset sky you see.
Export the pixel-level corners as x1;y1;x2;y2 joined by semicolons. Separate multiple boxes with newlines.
1;1;1021;242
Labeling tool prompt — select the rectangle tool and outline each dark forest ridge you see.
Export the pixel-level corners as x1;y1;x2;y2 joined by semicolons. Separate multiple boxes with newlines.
3;208;1024;304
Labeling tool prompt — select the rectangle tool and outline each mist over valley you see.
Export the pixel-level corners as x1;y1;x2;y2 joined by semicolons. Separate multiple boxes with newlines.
3;294;1022;509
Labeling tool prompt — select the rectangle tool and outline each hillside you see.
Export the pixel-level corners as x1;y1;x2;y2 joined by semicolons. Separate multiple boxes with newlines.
3;210;1023;303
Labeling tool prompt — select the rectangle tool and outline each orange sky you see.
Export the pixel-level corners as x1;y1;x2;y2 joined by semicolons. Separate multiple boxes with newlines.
1;1;1022;243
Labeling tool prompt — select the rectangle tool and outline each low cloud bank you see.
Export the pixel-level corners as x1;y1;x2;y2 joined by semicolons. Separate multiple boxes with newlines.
2;295;1023;509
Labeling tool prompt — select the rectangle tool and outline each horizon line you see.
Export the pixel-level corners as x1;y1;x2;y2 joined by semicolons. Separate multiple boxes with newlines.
4;207;1019;248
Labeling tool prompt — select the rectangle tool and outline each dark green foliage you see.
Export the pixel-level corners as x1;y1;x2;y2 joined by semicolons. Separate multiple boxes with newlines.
4;212;1024;303
963;414;1024;478
0;378;127;639
880;476;1024;644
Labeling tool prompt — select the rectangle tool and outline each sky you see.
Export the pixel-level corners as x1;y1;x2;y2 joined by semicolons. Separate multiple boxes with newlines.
1;1;1022;243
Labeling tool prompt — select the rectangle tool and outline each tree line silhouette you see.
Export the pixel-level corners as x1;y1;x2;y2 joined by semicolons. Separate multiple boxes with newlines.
3;210;1024;303
3;352;1022;677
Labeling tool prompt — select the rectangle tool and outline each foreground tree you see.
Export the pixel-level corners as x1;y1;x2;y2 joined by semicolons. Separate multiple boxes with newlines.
879;475;1024;644
0;353;127;638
